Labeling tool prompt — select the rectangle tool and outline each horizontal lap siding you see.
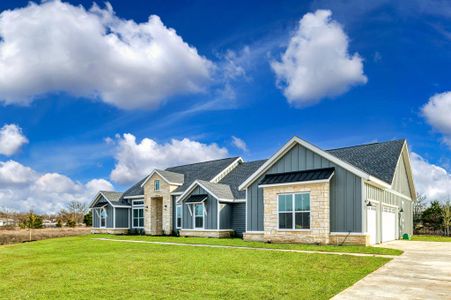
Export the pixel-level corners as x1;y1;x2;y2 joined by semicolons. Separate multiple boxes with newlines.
247;144;362;233
365;184;413;236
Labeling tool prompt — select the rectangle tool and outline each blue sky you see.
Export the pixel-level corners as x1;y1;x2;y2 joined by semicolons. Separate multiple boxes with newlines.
0;0;450;212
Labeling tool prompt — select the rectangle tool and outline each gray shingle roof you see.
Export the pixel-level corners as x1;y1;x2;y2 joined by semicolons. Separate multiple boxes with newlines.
327;139;405;184
100;191;128;206
166;157;240;193
197;180;234;200
155;169;184;185
219;160;267;199
122;177;146;198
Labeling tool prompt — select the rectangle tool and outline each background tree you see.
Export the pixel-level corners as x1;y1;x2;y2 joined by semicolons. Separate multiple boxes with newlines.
421;201;444;231
442;200;450;236
83;211;92;227
66;201;88;225
413;193;427;231
19;211;43;241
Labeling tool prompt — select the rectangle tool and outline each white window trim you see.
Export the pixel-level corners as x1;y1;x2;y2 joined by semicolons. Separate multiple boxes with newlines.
132;207;144;229
132;199;145;206
176;204;182;229
277;192;311;231
193;203;205;229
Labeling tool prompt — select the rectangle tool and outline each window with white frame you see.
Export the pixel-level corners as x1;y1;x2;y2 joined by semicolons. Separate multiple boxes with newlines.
100;208;107;228
176;205;182;229
154;180;160;191
278;192;310;230
132;199;144;228
194;203;204;229
133;208;144;228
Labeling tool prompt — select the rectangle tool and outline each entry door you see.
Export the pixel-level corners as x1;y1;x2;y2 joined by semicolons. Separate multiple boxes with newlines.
382;206;397;242
367;206;377;245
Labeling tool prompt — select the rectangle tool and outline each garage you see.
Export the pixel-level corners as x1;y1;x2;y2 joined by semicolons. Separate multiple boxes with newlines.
367;206;377;245
382;206;397;242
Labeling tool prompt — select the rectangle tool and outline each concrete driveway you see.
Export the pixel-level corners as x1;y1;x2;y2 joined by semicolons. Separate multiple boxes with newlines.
332;240;451;299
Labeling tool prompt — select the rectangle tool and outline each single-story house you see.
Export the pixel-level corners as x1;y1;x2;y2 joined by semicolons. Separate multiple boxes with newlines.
89;136;415;245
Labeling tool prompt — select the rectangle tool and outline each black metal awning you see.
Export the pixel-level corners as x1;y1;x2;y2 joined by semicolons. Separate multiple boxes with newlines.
185;194;208;204
259;167;335;186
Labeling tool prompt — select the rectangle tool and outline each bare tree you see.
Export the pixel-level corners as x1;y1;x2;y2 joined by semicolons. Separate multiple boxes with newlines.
65;201;88;225
442;200;451;237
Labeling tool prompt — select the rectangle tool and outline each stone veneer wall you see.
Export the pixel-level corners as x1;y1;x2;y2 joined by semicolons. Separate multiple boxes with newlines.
263;182;330;244
329;233;369;246
91;228;128;234
180;230;234;238
143;173;179;235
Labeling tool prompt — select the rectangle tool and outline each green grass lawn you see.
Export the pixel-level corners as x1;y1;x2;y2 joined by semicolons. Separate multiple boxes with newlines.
0;235;389;299
95;234;403;256
411;235;451;242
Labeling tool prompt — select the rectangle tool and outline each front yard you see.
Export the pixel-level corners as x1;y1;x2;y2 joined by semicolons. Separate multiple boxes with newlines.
0;235;390;299
95;234;403;256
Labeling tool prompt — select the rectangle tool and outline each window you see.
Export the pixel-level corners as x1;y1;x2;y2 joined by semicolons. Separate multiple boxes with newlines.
132;200;144;206
278;193;310;230
176;205;182;229
133;208;144;228
100;208;107;228
154;180;160;191
194;204;204;229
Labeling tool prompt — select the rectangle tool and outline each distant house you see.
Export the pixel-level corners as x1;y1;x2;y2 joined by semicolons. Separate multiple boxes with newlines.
0;218;15;227
89;136;415;245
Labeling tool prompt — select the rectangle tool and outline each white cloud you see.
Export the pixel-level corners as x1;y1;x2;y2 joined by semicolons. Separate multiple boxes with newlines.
110;133;229;184
422;91;451;147
411;152;451;201
271;9;367;106
232;136;248;152
0;160;113;214
0;1;213;109
0;124;28;156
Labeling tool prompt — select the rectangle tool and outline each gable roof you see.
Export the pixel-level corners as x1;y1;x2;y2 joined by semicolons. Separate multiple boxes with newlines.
89;191;129;208
327;139;405;184
140;169;184;188
177;179;235;203
218;160;267;199
239;136;387;191
166;157;240;193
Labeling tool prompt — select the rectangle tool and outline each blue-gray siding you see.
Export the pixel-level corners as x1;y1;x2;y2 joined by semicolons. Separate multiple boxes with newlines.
392;154;412;197
247;143;363;233
115;208;129;228
92;205;114;228
231;202;246;237
219;203;231;229
182;186;218;229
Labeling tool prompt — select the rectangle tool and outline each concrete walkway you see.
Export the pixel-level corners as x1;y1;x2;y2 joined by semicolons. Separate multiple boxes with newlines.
93;237;398;258
333;240;451;299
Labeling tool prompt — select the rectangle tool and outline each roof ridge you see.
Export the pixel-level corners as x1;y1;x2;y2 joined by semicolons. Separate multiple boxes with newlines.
326;139;405;152
165;156;240;169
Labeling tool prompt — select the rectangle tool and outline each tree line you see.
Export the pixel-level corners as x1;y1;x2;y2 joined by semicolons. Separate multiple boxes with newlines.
0;201;92;230
414;194;451;236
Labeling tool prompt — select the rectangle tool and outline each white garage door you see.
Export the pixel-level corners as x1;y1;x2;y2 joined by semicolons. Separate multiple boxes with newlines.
382;206;397;242
367;206;377;245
